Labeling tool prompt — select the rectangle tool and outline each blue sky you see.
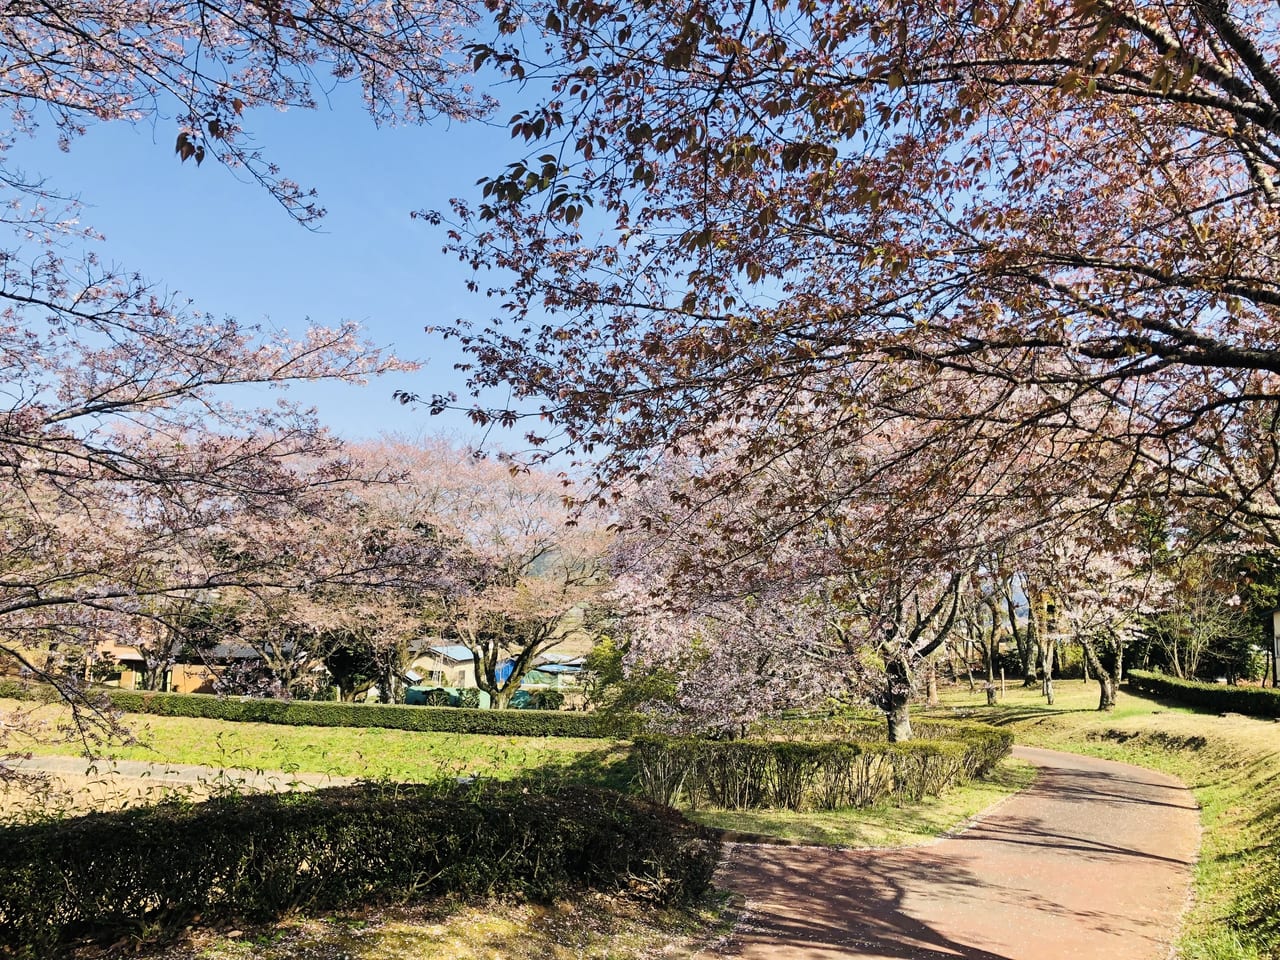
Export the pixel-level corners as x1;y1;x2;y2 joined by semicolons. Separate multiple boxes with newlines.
10;84;528;444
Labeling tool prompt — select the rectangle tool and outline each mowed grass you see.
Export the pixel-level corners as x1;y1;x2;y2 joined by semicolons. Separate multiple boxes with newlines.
931;680;1280;960
684;757;1036;847
0;698;632;787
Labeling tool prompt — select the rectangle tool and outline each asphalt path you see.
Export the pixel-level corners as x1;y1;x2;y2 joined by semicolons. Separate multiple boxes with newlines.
710;745;1200;960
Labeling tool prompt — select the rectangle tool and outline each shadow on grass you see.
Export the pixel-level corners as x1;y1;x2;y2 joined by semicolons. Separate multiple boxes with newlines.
958;708;1095;727
505;743;638;794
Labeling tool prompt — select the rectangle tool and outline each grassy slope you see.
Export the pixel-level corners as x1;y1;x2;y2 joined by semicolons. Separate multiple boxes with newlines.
932;681;1280;960
1;698;632;786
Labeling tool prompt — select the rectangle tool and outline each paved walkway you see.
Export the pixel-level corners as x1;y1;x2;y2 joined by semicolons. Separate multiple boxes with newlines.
12;755;354;792
711;746;1200;960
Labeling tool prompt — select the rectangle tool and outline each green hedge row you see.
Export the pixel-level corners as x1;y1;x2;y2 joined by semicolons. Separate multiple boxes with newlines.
632;721;1012;811
0;679;626;738
0;781;718;958
1127;670;1280;718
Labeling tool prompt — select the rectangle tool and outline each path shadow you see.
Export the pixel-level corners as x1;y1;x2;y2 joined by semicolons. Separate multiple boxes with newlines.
713;750;1197;959
718;846;1016;960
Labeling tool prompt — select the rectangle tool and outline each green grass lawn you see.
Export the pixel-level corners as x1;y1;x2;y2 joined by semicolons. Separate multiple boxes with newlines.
8;695;1039;847
9;696;1034;851
930;679;1280;960
3;698;632;787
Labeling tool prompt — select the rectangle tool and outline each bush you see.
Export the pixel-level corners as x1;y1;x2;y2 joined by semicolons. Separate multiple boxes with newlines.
0;680;632;738
0;780;718;958
631;721;1012;811
530;690;565;711
1127;669;1280;718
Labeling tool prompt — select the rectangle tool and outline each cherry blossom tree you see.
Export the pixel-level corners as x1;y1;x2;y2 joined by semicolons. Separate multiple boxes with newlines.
1;0;485;223
0;2;487;772
1018;512;1169;709
1146;552;1249;680
412;441;608;708
409;0;1280;730
829;563;968;741
283;438;609;709
605;471;854;734
603;423;990;738
610;583;848;736
408;0;1280;647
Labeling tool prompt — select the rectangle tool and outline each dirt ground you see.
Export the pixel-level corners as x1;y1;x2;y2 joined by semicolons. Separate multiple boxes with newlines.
2;755;352;819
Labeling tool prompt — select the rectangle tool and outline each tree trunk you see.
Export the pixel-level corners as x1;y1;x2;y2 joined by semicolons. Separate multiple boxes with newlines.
1020;620;1039;687
490;686;514;709
1097;672;1117;710
925;660;940;707
1081;636;1118;711
1041;640;1055;705
887;698;913;742
1007;591;1037;687
141;663;167;692
884;658;913;742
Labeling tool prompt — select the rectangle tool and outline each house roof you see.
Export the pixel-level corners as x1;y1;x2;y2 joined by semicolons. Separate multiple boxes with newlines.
112;641;268;664
203;642;277;661
538;653;586;666
428;644;476;663
537;663;582;674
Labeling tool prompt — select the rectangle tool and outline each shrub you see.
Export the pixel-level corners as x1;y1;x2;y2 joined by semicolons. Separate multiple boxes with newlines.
0;678;60;704
1127;670;1280;718
530;690;565;710
631;721;1012;811
0;680;632;738
0;780;718;958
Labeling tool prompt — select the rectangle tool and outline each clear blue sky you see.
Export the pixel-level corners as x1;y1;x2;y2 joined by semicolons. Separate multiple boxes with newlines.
10;84;529;444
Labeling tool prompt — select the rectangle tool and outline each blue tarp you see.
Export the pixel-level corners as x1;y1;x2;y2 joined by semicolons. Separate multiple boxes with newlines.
496;660;566;685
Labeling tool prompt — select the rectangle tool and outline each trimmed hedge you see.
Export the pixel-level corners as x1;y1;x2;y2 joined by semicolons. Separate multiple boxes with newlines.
632;721;1012;811
0;780;718;958
1127;670;1280;718
0;679;628;738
